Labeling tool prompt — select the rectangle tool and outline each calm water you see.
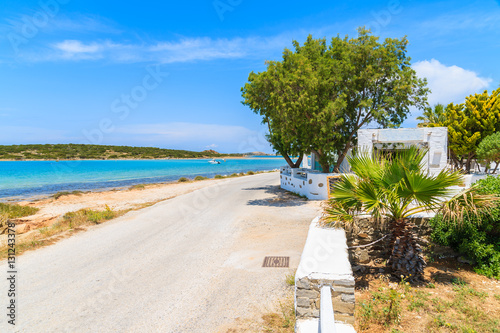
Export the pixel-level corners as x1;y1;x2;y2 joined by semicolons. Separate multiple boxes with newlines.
0;158;285;199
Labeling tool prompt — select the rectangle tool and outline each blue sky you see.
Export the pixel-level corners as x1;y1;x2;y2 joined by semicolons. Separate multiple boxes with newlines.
0;0;499;153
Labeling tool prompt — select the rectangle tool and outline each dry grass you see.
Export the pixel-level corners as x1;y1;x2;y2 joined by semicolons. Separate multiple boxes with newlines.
261;294;296;333
355;258;500;333
0;206;128;259
222;276;296;333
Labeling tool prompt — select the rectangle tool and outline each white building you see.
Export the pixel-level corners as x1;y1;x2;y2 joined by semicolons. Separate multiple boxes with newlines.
357;127;448;175
280;127;450;200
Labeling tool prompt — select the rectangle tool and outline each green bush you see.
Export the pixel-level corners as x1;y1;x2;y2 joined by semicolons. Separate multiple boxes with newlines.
63;206;116;225
246;170;255;175
53;190;83;200
0;203;39;218
194;176;207;181
214;175;224;179
430;176;500;278
178;177;189;182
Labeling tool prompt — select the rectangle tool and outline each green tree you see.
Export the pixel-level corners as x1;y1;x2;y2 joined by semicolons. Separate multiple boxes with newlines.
440;88;500;172
477;132;500;174
416;103;446;127
241;28;429;171
326;147;495;280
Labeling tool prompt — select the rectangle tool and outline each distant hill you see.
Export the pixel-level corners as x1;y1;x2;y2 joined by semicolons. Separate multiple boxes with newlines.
244;151;275;156
0;144;243;160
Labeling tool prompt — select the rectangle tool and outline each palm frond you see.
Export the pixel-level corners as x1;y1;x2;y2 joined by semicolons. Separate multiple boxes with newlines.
440;185;498;224
325;200;356;227
398;168;463;207
347;150;383;181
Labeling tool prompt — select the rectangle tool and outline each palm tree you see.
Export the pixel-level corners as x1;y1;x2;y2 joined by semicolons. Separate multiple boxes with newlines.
417;103;446;127
327;147;495;280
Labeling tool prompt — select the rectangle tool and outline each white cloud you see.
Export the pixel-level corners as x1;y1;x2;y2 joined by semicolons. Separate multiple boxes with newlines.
413;59;492;106
18;31;293;63
54;40;101;53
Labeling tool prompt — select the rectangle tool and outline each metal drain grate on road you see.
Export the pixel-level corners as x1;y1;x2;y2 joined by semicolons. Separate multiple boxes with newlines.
262;256;289;268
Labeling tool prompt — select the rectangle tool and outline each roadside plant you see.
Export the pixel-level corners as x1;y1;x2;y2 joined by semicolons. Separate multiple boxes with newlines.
326;147;496;280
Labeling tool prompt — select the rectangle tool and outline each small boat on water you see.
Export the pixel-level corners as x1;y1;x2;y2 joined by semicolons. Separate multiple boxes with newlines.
208;159;221;164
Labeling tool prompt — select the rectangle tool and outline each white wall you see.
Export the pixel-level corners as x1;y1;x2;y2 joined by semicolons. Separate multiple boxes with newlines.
280;168;331;200
358;127;448;174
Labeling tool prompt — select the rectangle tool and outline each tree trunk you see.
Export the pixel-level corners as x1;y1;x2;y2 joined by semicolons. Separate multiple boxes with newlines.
387;218;426;280
281;153;304;168
485;160;490;174
293;155;304;168
465;153;473;174
333;142;352;173
493;161;500;174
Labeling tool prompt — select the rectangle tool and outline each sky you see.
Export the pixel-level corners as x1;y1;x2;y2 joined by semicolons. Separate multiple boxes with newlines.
0;0;499;153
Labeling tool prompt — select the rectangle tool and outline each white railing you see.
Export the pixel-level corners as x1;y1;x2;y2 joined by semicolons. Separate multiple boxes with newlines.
319;285;337;333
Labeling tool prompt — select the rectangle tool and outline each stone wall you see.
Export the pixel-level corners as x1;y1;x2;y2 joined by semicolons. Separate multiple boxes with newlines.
295;276;355;325
295;217;356;327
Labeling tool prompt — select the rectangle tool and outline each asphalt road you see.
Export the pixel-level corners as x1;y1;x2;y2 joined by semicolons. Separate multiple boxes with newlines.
0;173;321;332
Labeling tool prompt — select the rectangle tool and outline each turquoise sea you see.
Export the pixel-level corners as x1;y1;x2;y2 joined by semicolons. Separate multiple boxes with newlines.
0;157;285;199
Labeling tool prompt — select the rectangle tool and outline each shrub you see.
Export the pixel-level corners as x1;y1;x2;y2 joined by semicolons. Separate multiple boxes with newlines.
129;184;145;190
214;175;224;179
230;173;238;177
430;176;500;278
178;177;189;182
194;176;207;181
63;205;116;225
0;203;39;218
53;191;83;200
246;170;255;175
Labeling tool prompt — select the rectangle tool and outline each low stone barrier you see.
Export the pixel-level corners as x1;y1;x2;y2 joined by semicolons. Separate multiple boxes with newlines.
295;217;356;332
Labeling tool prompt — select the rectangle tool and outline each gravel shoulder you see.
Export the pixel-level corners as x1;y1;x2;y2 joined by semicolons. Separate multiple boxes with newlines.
0;172;321;332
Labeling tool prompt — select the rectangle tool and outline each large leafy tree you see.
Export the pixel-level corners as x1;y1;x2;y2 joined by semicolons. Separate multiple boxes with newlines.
327;147;495;280
241;28;429;171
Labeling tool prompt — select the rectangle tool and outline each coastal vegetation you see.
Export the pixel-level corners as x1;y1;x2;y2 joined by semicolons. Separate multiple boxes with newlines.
0;202;39;218
63;206;118;225
418;88;500;173
52;190;85;200
0;144;243;160
0;206;127;260
242;28;428;172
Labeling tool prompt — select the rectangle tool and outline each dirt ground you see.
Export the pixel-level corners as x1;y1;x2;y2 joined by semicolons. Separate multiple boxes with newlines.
353;255;500;332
